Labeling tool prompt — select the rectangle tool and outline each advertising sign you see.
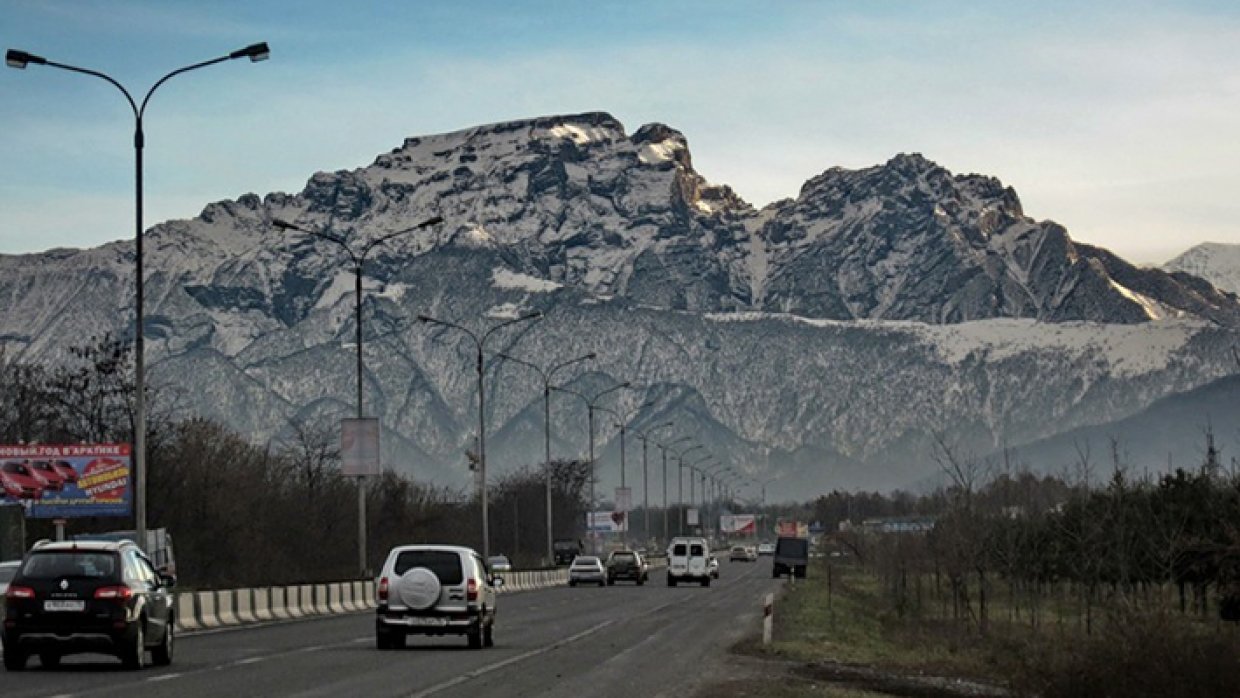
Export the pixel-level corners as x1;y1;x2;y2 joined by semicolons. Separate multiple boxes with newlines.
0;444;132;519
686;508;699;526
720;514;757;534
777;520;809;538
587;510;628;532
341;418;380;476
614;487;632;513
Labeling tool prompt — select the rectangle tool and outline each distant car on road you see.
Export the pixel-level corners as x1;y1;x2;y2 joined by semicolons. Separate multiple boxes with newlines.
773;536;809;579
729;545;757;562
0;560;19;596
568;556;606;587
757;542;775;556
708;556;720;579
605;550;648;585
2;539;176;671
1;462;44;500
375;544;500;650
667;537;712;587
487;555;513;573
553;538;582;566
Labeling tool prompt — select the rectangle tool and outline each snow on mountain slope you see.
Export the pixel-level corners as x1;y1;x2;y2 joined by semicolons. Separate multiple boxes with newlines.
1165;242;1240;295
2;112;1238;493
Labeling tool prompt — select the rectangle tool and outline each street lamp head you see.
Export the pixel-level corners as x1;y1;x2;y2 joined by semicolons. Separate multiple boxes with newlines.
6;49;46;69
230;42;271;63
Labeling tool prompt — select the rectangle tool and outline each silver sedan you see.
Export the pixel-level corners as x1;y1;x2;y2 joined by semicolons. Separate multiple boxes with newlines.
568;556;606;587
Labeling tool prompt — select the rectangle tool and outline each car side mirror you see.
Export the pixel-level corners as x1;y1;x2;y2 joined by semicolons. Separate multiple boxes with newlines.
492;576;504;588
160;573;177;588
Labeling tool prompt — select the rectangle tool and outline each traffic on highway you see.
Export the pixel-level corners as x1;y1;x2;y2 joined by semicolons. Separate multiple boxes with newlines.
2;537;794;698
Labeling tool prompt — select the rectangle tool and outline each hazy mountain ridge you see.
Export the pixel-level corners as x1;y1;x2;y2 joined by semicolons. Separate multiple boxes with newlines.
1164;242;1240;295
1;111;1237;497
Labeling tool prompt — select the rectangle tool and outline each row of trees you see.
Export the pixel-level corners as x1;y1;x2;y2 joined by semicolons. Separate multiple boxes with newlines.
806;435;1240;634
1;338;595;588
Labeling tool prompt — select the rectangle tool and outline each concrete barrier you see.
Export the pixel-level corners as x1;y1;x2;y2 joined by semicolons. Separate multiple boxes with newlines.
313;584;330;615
327;583;346;614
197;590;220;629
216;590;240;626
364;580;376;608
285;586;305;619
235;588;257;624
254;588;274;622
352;581;367;611
270;586;291;620
175;592;199;632
298;584;315;616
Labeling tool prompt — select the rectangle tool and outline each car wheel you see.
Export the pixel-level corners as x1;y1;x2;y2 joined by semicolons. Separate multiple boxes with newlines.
606;577;614;586
3;648;27;671
483;621;494;648
668;576;677;587
637;577;644;586
121;622;146;670
151;622;174;666
569;580;577;587
467;625;483;650
701;578;710;587
376;630;393;650
39;652;60;669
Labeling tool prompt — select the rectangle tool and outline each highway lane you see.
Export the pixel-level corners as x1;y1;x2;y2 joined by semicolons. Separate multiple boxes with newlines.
2;557;781;697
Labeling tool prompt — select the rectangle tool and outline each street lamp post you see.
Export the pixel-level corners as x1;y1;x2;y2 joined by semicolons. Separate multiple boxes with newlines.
672;444;704;535
418;312;543;559
552;382;629;554
632;422;674;546
273;216;441;575
494;352;596;564
598;402;653;546
655;436;690;544
6;43;270;555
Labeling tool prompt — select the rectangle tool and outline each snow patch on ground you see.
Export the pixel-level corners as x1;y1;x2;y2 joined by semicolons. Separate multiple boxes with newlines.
484;302;522;320
546;123;615;144
638;140;679;164
492;268;562;293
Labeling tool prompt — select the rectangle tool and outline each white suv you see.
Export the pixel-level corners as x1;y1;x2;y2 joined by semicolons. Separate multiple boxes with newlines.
375;545;502;650
667;536;712;587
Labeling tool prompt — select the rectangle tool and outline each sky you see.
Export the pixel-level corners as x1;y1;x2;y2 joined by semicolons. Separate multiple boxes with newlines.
2;0;1238;264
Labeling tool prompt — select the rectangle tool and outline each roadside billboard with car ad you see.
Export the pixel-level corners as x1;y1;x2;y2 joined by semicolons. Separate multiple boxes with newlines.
0;444;132;518
720;514;757;534
587;510;628;532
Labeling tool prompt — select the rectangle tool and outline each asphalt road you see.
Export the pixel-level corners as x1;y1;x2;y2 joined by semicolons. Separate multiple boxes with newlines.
2;557;783;698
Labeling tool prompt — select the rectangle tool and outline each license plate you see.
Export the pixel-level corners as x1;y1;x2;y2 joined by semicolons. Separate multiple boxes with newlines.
408;617;447;626
43;600;85;612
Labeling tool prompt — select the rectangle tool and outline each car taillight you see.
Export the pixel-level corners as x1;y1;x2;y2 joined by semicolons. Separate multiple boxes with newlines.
466;578;478;601
94;586;133;602
5;585;34;600
378;577;389;603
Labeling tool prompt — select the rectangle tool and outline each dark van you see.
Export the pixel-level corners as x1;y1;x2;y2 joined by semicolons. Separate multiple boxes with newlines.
772;536;808;579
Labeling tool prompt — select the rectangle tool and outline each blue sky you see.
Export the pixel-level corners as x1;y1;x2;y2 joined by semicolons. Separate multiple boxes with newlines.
2;0;1238;263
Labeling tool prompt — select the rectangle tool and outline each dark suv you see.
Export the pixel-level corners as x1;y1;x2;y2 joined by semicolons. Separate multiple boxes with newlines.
605;549;648;585
3;539;176;670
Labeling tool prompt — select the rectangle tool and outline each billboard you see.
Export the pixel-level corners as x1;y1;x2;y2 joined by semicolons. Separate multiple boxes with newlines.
720;514;757;534
587;510;628;532
1;444;132;519
777;520;809;538
341;418;380;476
614;487;632;513
686;508;699;526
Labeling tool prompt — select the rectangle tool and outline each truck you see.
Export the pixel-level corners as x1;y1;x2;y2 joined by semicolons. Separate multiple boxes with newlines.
553;538;583;566
772;535;809;579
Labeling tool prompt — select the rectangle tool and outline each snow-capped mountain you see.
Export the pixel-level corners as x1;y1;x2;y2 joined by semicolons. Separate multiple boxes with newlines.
1164;243;1240;295
1;112;1237;498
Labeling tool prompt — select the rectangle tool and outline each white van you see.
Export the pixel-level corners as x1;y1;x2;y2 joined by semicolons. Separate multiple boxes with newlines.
666;536;712;587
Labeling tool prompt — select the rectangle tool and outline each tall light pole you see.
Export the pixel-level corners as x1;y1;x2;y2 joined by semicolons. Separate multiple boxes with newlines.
598;401;653;546
672;444;704;535
273;216;441;575
419;312;543;559
656;436;692;544
494;351;596;564
632;422;674;545
552;382;629;553
6;43;270;555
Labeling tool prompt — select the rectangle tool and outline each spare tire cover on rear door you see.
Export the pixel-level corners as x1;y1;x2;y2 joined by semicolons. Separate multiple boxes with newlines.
397;567;442;609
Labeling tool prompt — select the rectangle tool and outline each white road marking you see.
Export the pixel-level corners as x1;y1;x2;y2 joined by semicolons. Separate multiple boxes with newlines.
147;673;182;682
406;620;615;698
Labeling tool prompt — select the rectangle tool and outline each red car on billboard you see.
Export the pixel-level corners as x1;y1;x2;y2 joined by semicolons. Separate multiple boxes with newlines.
51;460;79;485
26;460;68;491
1;461;44;500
